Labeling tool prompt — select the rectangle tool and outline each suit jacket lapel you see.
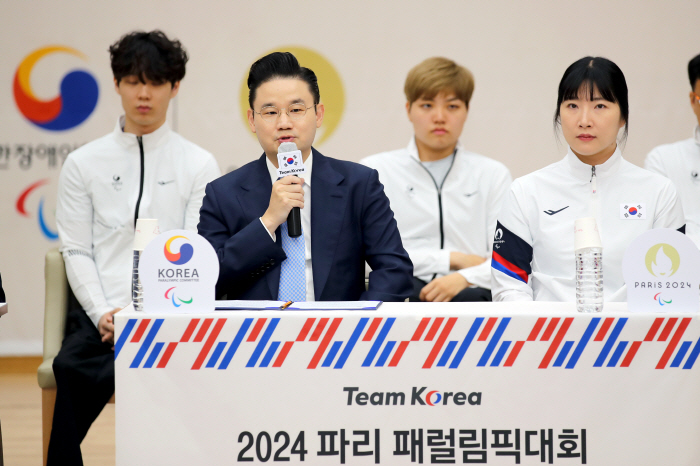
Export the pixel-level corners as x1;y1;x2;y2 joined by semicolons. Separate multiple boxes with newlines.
310;149;347;300
239;154;281;299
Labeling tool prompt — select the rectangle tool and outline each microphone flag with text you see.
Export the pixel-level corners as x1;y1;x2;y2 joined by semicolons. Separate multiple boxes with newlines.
276;142;307;238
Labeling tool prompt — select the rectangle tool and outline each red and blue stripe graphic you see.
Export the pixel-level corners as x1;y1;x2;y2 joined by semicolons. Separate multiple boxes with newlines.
491;221;533;284
487;316;698;370
115;316;700;370
115;317;229;369
358;316;461;369
492;252;529;283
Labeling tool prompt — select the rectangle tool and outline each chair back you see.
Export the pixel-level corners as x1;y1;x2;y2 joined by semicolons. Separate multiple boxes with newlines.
38;248;70;389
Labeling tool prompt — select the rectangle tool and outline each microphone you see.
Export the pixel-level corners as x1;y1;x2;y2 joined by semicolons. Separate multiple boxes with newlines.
278;142;303;237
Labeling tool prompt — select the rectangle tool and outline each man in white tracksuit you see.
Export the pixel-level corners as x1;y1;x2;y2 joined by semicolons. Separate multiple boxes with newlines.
49;31;220;465
645;52;700;247
362;57;511;302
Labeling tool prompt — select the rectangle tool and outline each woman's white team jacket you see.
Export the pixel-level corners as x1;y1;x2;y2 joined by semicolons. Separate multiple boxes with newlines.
491;147;685;302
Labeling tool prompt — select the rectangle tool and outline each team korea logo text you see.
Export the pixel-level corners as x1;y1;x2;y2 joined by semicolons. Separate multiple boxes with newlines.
343;387;481;406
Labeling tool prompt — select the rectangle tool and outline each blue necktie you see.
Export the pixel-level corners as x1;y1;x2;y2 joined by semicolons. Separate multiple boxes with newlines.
278;221;306;302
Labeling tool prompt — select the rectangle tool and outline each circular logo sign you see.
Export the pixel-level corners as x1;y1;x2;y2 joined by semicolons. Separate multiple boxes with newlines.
13;46;99;131
164;235;194;265
240;46;345;145
645;243;680;277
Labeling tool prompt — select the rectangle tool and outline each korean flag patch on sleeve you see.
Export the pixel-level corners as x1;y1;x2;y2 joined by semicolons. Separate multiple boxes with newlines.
620;203;645;219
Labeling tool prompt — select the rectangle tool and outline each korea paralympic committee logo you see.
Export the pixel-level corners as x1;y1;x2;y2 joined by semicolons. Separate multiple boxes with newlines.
16;179;58;241
14;46;99;131
164;236;194;265
165;287;193;308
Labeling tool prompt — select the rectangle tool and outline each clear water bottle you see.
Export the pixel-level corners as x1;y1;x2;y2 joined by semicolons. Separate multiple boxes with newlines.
574;217;603;313
576;246;603;313
133;218;160;312
132;250;143;311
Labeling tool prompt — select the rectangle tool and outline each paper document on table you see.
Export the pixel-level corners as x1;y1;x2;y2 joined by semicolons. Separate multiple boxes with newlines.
215;300;382;311
215;300;286;310
289;301;382;310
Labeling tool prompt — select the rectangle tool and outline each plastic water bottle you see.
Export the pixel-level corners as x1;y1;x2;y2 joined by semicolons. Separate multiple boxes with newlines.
574;217;603;313
576;247;603;312
133;219;160;311
132;250;144;311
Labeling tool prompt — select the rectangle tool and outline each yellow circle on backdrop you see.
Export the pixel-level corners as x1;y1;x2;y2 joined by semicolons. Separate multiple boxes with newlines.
239;46;345;146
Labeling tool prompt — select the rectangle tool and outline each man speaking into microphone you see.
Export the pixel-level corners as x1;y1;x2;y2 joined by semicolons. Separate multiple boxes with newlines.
198;52;412;302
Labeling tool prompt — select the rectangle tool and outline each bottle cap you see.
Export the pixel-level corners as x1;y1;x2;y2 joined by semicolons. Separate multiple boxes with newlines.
574;217;602;250
134;218;160;251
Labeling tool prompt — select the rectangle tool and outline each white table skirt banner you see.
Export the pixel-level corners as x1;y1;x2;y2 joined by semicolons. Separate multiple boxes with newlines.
114;302;700;465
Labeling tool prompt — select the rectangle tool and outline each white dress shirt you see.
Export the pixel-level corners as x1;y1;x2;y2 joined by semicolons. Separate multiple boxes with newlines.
259;153;315;301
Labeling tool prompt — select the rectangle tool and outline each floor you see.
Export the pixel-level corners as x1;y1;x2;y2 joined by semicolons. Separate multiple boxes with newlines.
1;373;115;466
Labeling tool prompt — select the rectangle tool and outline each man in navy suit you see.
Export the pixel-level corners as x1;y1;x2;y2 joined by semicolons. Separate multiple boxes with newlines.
198;52;412;302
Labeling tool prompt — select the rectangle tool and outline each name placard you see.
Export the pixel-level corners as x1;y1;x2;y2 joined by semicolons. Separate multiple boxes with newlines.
139;230;218;313
622;228;700;312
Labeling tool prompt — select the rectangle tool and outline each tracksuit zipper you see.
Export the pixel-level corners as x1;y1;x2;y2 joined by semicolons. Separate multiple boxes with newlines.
134;136;145;229
414;149;457;280
590;165;598;223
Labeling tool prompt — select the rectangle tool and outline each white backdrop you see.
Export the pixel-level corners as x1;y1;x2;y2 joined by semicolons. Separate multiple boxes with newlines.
1;0;699;355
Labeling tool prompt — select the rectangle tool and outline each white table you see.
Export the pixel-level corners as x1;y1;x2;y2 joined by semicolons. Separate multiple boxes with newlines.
115;302;700;465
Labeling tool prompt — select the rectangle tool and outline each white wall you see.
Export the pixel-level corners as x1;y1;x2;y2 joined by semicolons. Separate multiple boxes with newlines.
1;0;698;354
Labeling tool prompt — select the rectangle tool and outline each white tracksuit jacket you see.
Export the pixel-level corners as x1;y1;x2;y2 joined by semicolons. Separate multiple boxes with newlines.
56;118;221;326
491;147;685;302
361;138;512;289
645;126;700;247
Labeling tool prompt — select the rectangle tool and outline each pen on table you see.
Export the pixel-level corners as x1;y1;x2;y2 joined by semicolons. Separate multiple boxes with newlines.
280;301;293;310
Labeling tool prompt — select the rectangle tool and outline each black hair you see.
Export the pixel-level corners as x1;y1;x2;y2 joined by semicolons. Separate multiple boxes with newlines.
688;53;700;88
109;30;188;86
554;56;629;142
247;52;320;109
